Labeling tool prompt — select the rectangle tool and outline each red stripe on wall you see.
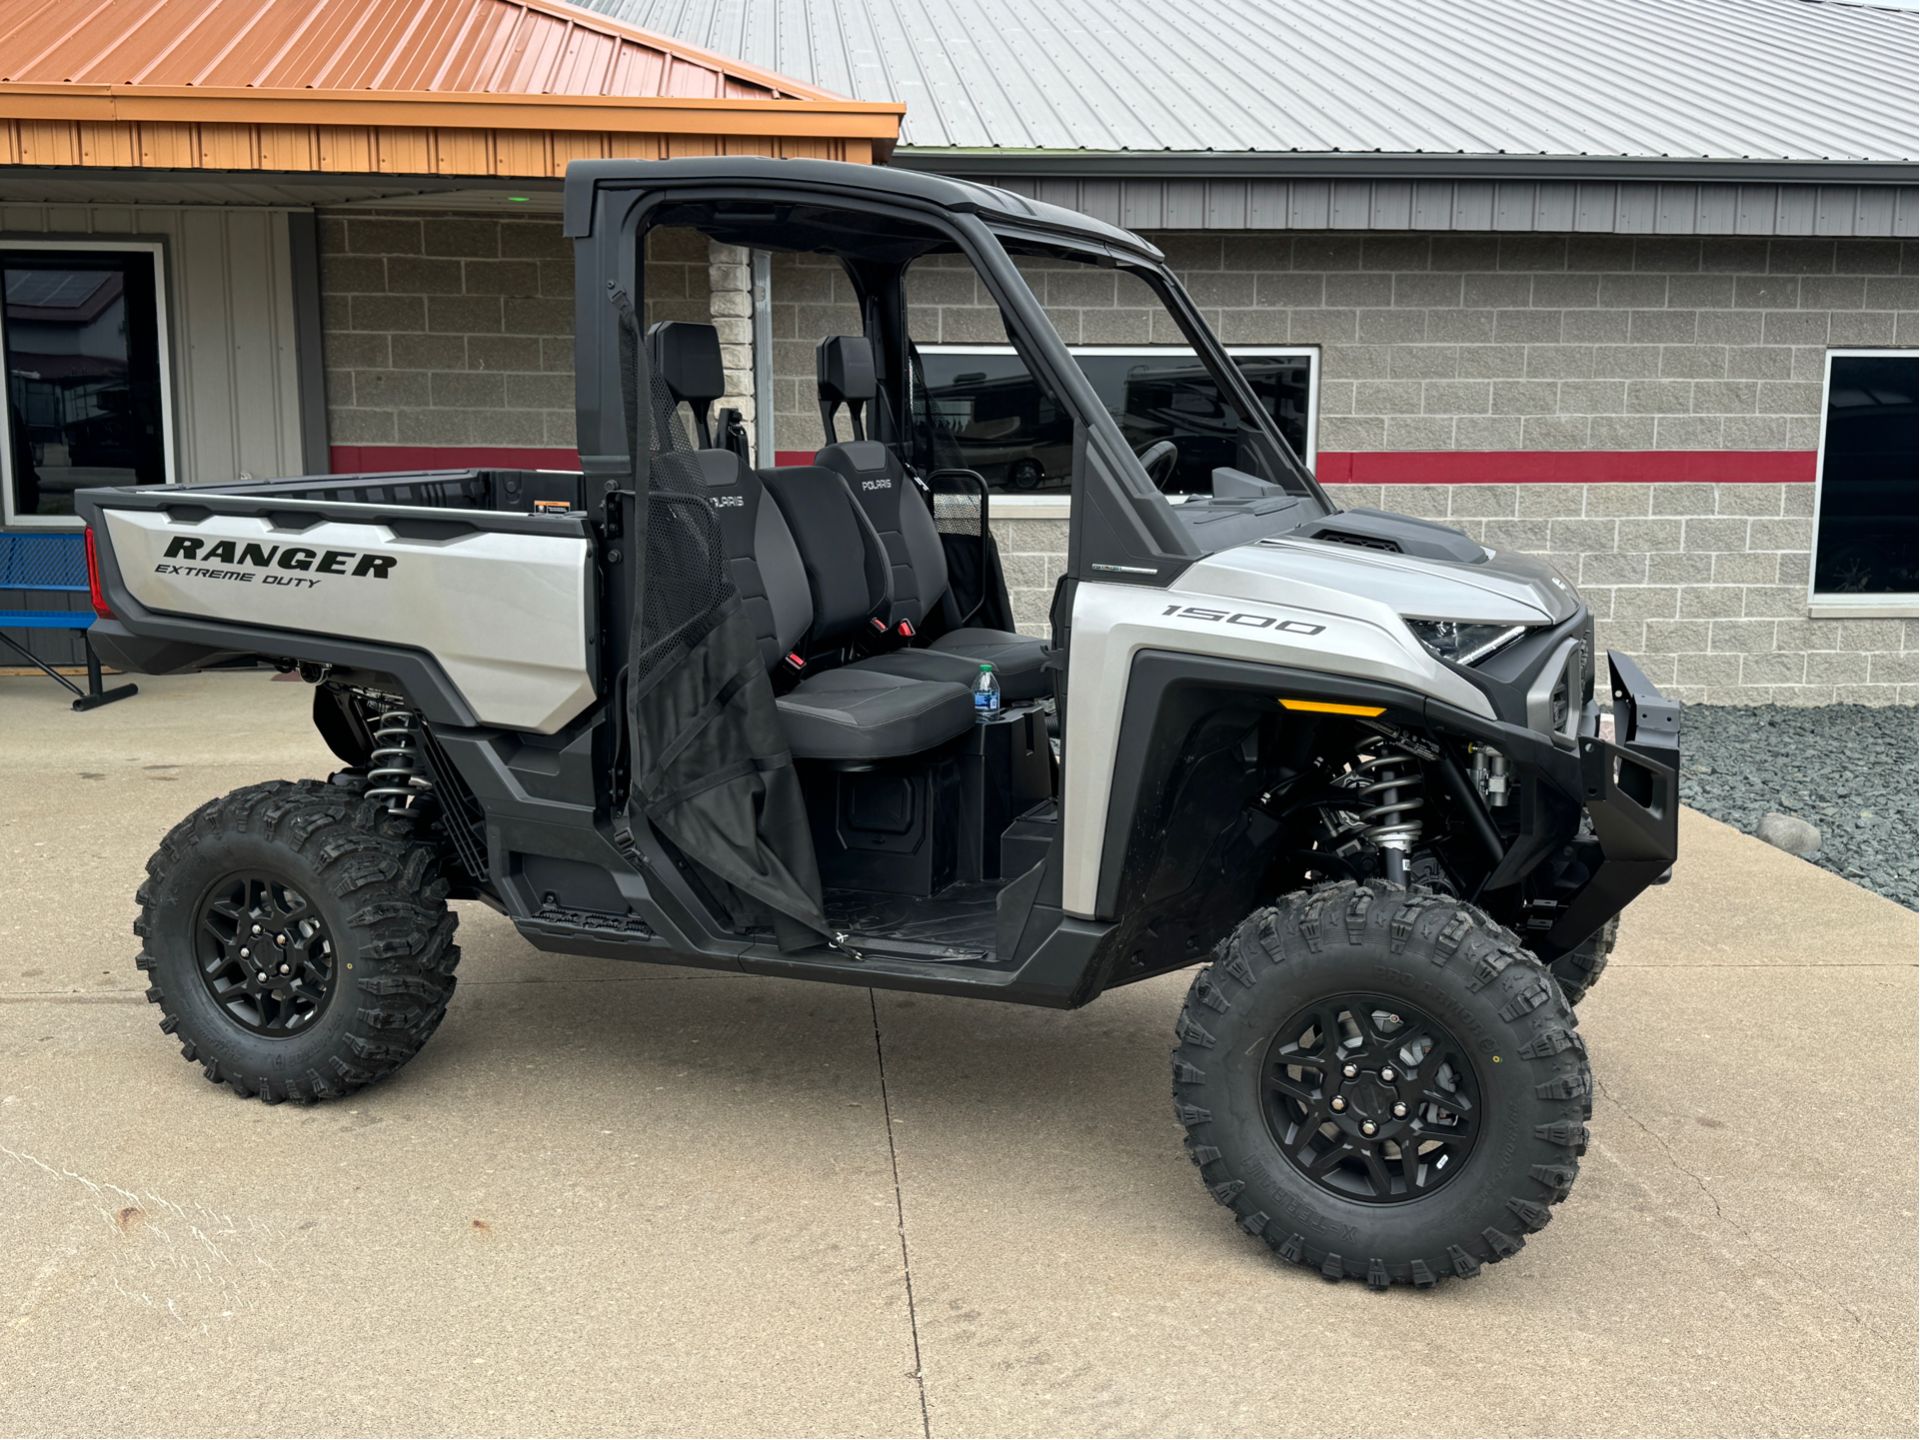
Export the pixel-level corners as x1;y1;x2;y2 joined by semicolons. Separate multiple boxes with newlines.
1317;450;1817;485
329;445;581;472
332;446;1818;486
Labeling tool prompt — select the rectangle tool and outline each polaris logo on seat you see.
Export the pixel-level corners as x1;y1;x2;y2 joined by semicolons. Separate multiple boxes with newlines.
709;494;745;509
860;478;893;492
161;535;396;579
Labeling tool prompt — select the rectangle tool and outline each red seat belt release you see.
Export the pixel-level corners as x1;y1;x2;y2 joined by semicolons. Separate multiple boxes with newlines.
896;620;916;639
784;651;807;672
869;617;888;633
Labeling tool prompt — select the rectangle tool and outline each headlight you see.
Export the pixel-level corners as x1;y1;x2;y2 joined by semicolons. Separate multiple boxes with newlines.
1404;618;1529;666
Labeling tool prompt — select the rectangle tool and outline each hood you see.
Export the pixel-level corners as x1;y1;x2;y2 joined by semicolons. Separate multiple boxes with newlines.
1208;533;1581;628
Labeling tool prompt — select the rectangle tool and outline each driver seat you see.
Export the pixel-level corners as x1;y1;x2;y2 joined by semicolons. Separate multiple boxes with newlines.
812;335;1051;703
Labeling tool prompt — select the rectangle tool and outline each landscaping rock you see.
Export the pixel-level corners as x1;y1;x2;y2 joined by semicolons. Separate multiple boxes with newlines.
1679;704;1916;911
1756;811;1821;857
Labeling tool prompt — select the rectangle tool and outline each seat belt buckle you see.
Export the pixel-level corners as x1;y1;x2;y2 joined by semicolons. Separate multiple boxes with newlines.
895;620;916;639
784;651;807;673
869;617;888;634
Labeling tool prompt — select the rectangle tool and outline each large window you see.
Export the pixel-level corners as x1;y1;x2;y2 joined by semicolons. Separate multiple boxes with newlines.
1;242;172;525
914;345;1318;498
1810;349;1918;613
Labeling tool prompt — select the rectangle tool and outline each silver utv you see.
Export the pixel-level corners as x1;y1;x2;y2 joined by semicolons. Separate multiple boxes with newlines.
80;158;1677;1287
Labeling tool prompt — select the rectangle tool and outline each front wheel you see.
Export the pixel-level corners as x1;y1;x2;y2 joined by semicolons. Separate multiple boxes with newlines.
134;779;460;1103
1172;881;1590;1287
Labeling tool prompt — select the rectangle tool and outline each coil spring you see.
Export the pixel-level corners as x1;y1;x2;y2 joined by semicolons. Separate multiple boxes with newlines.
366;704;433;817
1349;746;1425;852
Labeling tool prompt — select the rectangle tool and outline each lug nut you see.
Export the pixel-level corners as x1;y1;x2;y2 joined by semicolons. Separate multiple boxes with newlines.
276;933;288;945
278;963;291;975
239;947;250;959
1392;1102;1408;1118
251;924;262;936
1381;1067;1396;1082
1342;1063;1358;1078
256;973;268;984
1330;1096;1347;1112
1361;1121;1378;1136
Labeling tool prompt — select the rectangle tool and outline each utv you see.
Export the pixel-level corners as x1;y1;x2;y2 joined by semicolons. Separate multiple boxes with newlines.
78;158;1678;1288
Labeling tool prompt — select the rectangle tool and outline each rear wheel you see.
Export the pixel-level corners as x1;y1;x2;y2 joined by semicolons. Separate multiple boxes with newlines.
134;779;460;1103
1172;881;1590;1287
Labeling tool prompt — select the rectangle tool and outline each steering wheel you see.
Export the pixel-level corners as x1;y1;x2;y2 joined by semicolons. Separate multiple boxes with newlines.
1135;439;1180;488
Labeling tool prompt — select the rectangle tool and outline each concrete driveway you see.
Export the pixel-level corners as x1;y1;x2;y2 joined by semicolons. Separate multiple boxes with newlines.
2;673;1914;1438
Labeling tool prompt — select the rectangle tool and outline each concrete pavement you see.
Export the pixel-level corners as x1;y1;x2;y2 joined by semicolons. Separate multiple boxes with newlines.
2;672;1914;1437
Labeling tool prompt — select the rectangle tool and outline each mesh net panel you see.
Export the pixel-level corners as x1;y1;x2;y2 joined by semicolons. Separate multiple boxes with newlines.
928;476;984;540
634;491;728;679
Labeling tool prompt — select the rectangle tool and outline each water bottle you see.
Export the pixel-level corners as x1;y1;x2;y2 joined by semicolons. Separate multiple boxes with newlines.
972;662;1001;722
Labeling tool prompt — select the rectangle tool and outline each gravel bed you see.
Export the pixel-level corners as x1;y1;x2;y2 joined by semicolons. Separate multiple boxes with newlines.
1679;704;1918;910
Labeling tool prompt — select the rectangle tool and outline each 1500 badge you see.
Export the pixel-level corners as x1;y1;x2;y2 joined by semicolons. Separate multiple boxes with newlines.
1162;603;1324;636
156;535;397;588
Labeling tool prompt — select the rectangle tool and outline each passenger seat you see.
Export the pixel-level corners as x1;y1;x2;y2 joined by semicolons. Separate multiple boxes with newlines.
645;322;975;762
811;335;1051;702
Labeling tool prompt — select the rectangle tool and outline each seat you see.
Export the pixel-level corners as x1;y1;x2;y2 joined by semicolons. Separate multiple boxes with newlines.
774;668;978;762
811;335;1051;702
646;322;974;762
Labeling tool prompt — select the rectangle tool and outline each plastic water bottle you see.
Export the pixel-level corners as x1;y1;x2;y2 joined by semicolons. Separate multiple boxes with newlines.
973;662;1001;722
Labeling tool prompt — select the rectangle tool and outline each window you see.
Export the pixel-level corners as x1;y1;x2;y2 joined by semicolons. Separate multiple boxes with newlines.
913;345;1318;497
1;242;172;525
1810;349;1918;614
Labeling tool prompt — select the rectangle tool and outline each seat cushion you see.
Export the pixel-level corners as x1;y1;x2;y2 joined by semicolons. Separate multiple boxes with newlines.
776;669;976;761
927;628;1051;702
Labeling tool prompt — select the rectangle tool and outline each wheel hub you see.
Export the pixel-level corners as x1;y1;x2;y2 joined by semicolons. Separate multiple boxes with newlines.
1261;993;1483;1206
193;873;335;1037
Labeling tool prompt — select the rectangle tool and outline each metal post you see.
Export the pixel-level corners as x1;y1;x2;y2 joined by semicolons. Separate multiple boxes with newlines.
752;249;775;467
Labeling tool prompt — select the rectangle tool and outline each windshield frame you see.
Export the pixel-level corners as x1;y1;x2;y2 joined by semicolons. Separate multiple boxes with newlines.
983;222;1333;512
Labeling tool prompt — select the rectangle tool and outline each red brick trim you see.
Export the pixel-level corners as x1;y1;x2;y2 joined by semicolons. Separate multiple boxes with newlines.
1318;450;1816;484
329;445;580;472
333;446;1819;486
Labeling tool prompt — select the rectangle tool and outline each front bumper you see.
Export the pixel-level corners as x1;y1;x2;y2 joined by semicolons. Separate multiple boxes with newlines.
1549;650;1680;949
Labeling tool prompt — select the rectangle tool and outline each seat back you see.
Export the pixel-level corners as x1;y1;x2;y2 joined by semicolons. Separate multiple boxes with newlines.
761;464;895;656
647;322;811;669
813;335;951;632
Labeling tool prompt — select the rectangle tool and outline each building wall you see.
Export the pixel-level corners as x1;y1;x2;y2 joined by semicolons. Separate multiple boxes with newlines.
316;211;710;457
320;217;1918;705
1;203;306;664
774;233;1915;705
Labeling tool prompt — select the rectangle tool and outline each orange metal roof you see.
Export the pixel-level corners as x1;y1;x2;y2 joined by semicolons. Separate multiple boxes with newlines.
0;0;837;101
0;0;901;178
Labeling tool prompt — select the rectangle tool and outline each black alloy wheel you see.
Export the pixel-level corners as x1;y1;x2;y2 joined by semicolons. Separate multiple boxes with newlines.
1263;994;1480;1205
195;872;336;1037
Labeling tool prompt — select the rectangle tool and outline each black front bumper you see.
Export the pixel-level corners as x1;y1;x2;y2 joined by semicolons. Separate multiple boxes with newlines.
1549;650;1680;949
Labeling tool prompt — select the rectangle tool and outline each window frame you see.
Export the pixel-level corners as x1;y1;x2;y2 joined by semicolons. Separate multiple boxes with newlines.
916;341;1320;513
0;238;176;530
1807;346;1919;619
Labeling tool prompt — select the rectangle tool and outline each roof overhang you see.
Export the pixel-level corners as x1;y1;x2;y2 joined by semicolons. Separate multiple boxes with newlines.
0;82;903;178
896;149;1919;188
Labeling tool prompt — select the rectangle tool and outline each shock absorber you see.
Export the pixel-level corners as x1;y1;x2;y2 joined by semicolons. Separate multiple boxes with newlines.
364;700;434;819
1351;744;1425;884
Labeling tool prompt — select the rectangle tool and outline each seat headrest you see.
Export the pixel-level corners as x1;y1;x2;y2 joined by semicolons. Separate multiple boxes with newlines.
816;335;877;405
648;321;724;407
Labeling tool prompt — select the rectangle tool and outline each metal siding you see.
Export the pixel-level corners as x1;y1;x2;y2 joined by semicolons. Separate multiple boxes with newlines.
595;0;1916;164
0;205;305;492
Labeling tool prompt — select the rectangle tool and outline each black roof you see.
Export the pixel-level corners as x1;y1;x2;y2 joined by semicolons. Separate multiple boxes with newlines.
561;156;1162;260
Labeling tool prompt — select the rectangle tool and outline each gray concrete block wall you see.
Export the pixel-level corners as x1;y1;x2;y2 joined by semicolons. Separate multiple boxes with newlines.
318;214;710;450
321;219;1917;705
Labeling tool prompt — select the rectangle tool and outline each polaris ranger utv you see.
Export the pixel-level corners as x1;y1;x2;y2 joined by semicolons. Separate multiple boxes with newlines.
78;158;1677;1288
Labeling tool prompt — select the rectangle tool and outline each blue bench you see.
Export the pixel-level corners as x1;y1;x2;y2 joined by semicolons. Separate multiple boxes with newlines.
0;531;138;710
